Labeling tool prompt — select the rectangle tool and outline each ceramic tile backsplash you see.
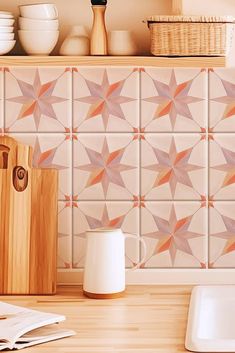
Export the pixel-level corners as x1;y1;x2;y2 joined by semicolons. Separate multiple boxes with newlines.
73;133;139;200
141;68;207;132
209;69;235;132
73;67;139;132
141;133;207;200
2;66;235;271
209;134;235;200
141;202;207;268
9;133;72;200
73;201;139;268
5;67;72;133
209;202;235;268
58;201;72;269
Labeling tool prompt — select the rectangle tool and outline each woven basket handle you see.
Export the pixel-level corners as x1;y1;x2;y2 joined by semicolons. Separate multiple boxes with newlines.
172;0;182;15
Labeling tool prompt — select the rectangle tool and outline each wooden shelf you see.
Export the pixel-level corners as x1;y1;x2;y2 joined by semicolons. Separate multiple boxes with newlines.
0;55;228;67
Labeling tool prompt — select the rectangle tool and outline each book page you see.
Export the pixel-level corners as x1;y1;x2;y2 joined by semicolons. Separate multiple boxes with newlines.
13;325;75;350
0;302;65;344
17;325;75;342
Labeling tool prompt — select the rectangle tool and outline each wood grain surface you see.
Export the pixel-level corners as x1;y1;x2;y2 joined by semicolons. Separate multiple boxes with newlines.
1;285;193;353
0;136;58;295
0;55;227;67
90;5;108;55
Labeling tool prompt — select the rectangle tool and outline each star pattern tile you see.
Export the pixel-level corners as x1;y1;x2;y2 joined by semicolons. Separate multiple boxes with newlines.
209;135;235;200
75;69;135;129
5;67;71;132
141;202;206;268
142;135;205;200
212;213;235;256
212;146;235;189
212;78;235;121
74;134;138;200
209;203;235;268
143;70;202;130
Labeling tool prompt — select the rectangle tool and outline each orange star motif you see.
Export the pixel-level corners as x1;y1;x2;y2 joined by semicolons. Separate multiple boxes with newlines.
144;70;202;129
212;78;235;120
76;70;134;129
144;138;202;197
78;138;135;197
8;69;66;128
145;205;203;265
212;213;235;256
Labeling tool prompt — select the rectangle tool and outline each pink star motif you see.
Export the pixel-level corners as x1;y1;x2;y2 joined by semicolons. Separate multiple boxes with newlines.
144;70;202;129
212;213;235;256
76;204;126;238
212;78;235;120
146;205;203;265
32;137;66;170
8;69;66;128
212;146;235;190
76;70;134;129
78;138;135;197
144;138;202;197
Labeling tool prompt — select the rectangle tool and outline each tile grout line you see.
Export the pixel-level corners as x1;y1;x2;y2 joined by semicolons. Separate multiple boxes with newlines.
71;67;75;270
207;69;210;269
6;131;235;134
139;69;142;265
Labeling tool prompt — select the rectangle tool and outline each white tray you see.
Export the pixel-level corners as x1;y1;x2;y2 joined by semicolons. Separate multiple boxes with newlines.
185;286;235;352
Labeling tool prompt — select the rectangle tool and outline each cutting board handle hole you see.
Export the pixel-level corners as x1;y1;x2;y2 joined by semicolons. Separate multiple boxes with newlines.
13;166;28;192
0;144;10;169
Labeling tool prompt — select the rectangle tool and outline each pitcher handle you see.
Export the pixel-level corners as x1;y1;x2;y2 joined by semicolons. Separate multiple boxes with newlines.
124;233;147;271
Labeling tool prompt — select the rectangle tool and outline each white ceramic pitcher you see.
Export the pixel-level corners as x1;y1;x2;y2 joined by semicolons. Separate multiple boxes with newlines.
83;228;147;299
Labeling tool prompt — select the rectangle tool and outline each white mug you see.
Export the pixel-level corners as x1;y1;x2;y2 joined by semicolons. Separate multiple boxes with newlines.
19;3;58;20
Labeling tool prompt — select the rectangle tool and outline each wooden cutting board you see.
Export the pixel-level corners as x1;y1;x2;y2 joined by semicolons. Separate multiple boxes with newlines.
0;136;58;295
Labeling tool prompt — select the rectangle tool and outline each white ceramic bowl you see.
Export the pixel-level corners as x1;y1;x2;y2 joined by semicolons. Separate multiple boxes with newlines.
18;30;59;55
18;17;59;31
19;3;58;20
0;11;14;19
0;18;14;27
0;26;14;33
0;33;14;40
0;40;16;55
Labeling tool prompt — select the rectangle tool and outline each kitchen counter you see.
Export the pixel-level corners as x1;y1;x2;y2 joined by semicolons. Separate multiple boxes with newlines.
1;285;193;353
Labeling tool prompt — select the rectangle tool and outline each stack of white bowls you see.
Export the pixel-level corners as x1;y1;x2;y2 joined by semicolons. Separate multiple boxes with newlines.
0;11;16;55
18;3;59;55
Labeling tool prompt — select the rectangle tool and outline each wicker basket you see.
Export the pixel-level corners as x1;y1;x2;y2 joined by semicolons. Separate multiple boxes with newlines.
146;15;235;56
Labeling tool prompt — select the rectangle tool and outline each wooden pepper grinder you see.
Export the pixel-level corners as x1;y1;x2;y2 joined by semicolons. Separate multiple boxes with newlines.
90;0;108;55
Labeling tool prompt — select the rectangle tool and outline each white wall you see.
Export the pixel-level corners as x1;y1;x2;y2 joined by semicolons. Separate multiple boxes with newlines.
183;0;235;61
183;0;235;15
1;0;171;55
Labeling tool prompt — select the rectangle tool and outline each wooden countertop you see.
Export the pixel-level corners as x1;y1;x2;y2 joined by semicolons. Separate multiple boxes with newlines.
1;285;193;353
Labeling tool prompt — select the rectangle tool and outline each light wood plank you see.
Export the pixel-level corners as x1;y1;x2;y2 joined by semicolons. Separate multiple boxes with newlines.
0;55;228;67
172;0;183;15
30;169;58;294
1;285;193;353
8;142;31;294
0;136;58;295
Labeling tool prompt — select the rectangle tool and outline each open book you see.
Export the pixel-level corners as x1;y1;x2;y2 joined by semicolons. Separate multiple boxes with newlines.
0;302;75;350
